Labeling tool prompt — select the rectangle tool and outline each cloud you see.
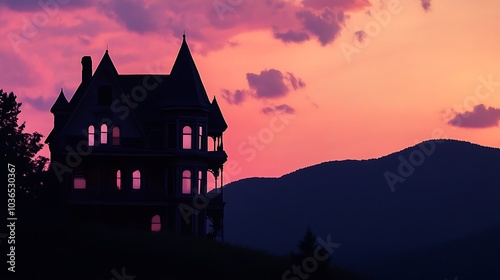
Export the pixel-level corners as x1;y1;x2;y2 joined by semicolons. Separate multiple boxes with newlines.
286;72;306;90
247;69;289;99
98;0;158;34
262;104;296;115
447;104;500;128
221;89;247;105
296;9;345;46
0;0;92;11
274;30;310;43
22;95;55;111
302;0;371;11
354;30;367;43
421;0;432;12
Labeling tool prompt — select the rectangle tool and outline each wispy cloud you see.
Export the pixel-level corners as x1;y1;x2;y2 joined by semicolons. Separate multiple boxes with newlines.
421;0;432;12
262;104;296;115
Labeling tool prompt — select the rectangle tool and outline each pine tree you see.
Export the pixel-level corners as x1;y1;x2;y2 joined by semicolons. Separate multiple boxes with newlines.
290;227;332;280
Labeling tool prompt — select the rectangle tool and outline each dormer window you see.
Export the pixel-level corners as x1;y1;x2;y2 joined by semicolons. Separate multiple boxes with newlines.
100;124;108;144
98;85;112;105
182;126;192;149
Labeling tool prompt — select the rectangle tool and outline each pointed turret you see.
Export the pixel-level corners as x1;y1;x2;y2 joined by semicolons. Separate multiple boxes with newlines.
208;96;228;133
162;35;211;108
50;89;69;113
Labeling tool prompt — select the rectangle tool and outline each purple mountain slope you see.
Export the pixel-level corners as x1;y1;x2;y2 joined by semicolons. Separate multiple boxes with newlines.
223;139;500;276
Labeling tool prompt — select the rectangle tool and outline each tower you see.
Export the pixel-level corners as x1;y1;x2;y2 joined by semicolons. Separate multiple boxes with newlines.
46;36;227;240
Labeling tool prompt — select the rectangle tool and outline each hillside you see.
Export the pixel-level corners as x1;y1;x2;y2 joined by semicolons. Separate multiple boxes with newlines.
10;193;366;280
223;139;500;279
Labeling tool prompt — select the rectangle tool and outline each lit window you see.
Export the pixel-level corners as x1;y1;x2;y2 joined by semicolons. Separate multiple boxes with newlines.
198;126;203;150
74;172;86;189
112;127;120;145
182;126;192;149
197;171;202;194
182;170;191;194
88;125;95;146
101;124;108;144
132;170;141;189
116;170;121;189
151;215;161;232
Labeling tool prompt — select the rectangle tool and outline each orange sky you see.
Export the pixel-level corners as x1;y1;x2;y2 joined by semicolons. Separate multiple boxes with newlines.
1;0;500;183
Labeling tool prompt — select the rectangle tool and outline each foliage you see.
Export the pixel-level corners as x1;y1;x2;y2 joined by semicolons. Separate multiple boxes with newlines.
0;89;48;198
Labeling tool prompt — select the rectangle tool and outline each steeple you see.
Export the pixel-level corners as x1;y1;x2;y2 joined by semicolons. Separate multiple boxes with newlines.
50;89;69;113
162;35;211;108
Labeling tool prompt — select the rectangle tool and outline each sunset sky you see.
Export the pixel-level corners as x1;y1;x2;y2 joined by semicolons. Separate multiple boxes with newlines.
1;0;500;183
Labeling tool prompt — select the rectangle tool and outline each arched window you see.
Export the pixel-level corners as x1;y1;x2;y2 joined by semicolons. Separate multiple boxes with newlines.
112;127;120;145
88;125;95;146
116;170;121;189
132;170;141;189
198;126;203;150
100;124;108;144
182;170;191;194
182;126;192;149
151;215;161;232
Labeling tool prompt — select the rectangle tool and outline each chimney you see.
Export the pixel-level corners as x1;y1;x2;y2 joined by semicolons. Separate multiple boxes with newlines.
81;56;92;83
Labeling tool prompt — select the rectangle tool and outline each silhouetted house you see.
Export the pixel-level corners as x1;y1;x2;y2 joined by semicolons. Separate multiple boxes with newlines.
46;35;227;240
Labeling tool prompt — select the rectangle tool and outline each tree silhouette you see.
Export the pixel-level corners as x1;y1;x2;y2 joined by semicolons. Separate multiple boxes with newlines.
0;89;48;199
290;227;332;280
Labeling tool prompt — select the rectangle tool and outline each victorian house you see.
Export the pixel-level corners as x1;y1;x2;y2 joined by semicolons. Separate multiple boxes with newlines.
46;35;227;240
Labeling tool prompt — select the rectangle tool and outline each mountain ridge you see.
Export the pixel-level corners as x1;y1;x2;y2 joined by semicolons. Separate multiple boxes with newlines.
222;139;500;279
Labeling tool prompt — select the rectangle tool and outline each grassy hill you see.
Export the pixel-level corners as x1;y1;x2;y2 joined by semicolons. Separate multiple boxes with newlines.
11;192;366;280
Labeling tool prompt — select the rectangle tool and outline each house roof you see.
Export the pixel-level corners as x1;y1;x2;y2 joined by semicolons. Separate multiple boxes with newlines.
159;35;211;108
50;89;69;113
47;36;224;144
208;97;228;132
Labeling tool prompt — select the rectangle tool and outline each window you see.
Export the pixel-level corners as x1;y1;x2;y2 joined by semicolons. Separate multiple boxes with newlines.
74;172;86;189
100;124;108;144
116;170;121;189
198;126;203;150
182;126;192;149
112;127;120;145
182;170;191;194
151;215;161;232
88;125;95;146
98;85;112;105
197;171;202;194
132;170;141;189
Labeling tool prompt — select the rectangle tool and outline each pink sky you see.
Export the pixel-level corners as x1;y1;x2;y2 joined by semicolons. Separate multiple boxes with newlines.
1;0;500;183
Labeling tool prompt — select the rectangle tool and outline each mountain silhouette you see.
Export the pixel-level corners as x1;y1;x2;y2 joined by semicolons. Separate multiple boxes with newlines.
223;139;500;279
